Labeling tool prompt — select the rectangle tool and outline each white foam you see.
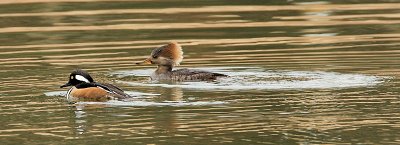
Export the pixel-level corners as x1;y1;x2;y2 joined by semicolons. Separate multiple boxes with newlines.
44;91;66;97
124;91;160;96
43;91;159;97
75;100;226;107
113;67;385;90
44;91;225;106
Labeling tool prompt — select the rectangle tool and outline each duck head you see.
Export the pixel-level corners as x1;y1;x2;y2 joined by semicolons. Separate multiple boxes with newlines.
136;42;183;66
60;69;94;88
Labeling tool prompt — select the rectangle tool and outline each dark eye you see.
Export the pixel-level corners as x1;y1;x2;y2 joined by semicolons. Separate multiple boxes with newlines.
152;55;158;59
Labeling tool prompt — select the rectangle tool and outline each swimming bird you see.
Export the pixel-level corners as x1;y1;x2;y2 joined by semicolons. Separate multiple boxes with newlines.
136;42;227;81
60;69;130;102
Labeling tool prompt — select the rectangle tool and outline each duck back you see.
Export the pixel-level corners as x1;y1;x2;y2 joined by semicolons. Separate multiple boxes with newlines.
151;68;227;81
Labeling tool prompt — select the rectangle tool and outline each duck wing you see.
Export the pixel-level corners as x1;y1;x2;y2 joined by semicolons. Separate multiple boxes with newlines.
172;69;227;81
76;82;130;98
95;83;131;98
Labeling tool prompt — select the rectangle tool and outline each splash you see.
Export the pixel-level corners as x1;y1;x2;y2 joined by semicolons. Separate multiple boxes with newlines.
44;91;225;106
113;67;385;90
43;91;160;98
75;100;226;107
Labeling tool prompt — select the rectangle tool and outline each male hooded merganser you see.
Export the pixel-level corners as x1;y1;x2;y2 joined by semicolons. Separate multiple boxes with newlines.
136;42;227;81
60;69;130;102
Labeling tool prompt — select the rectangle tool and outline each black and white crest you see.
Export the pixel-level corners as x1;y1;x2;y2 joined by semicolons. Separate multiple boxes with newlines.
70;69;94;83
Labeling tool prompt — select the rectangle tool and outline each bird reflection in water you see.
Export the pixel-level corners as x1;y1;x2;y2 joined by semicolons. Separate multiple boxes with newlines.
67;87;186;136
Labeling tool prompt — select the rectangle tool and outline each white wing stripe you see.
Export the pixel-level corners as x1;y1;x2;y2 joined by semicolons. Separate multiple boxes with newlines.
97;86;112;93
66;87;73;100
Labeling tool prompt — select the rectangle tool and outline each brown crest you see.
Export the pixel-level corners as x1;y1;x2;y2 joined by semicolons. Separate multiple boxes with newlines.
151;42;183;66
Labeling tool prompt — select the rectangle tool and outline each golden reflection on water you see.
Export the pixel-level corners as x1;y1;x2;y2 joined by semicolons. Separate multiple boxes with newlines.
0;3;399;17
1;33;400;51
1;20;400;33
0;0;140;5
0;0;399;144
0;34;398;76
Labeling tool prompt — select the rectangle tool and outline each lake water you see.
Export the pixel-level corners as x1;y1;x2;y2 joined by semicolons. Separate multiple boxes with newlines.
1;0;400;144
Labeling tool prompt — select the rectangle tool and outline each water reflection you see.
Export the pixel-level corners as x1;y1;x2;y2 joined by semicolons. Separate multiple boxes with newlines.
1;3;400;17
44;88;225;107
0;0;400;144
114;67;384;90
72;104;87;135
64;86;225;139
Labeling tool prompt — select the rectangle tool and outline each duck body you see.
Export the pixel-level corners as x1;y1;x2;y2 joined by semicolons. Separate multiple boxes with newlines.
61;69;130;102
137;42;228;81
151;67;227;81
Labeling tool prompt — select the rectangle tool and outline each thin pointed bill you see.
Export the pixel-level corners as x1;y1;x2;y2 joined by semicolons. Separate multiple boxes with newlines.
136;58;152;65
60;82;71;88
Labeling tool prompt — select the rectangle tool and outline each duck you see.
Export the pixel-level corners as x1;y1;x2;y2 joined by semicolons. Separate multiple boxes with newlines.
60;69;130;102
136;42;227;81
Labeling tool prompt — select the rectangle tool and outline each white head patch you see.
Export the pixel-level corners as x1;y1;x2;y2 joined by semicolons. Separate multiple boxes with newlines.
75;75;90;83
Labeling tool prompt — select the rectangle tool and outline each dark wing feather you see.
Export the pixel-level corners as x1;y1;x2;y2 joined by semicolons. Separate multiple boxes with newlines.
75;83;97;88
74;82;130;99
171;69;227;81
94;82;131;98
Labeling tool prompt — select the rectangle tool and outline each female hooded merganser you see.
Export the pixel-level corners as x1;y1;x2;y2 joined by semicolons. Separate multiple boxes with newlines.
136;42;227;81
60;69;130;102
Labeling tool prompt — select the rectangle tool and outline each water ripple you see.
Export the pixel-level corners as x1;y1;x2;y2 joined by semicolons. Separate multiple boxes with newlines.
113;67;385;90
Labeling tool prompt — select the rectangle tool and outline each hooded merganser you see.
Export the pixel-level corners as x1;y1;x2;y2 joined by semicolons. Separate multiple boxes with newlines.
136;42;227;81
60;69;130;102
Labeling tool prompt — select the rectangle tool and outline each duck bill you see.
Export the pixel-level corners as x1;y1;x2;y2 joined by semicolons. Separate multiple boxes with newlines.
60;82;72;88
136;58;152;65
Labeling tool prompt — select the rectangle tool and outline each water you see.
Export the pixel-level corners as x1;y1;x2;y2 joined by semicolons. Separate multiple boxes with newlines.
112;67;384;90
1;0;399;144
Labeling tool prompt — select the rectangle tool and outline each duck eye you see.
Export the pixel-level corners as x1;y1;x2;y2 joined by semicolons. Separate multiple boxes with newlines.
70;76;74;79
152;55;158;59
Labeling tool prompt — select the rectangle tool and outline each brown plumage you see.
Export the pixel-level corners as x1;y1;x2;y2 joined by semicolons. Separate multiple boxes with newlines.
136;42;228;81
68;87;111;102
151;42;183;66
169;69;227;81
